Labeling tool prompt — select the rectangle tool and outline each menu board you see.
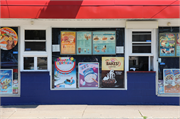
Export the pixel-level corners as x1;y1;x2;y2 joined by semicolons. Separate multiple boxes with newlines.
78;62;99;88
77;32;92;55
0;27;18;50
0;69;13;94
159;33;175;57
61;31;76;54
54;57;76;88
93;31;116;55
101;57;124;88
176;33;180;56
163;69;180;93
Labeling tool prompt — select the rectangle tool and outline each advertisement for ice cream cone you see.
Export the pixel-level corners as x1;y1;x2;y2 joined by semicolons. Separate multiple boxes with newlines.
101;57;124;88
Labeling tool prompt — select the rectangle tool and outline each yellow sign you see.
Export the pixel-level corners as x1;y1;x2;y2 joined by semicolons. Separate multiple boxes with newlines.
61;31;76;54
102;57;124;71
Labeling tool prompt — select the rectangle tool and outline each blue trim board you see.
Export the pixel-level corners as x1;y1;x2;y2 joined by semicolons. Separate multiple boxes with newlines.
1;72;179;105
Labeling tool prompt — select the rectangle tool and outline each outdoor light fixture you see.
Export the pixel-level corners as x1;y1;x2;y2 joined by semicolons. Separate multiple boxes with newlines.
31;21;34;25
167;22;171;26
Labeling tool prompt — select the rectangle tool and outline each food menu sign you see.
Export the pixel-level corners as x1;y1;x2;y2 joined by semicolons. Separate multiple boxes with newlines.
78;62;99;88
77;32;92;55
159;33;176;57
61;31;76;54
0;69;13;94
163;69;180;94
54;57;76;88
176;33;180;56
0;27;18;50
93;31;116;55
101;57;124;88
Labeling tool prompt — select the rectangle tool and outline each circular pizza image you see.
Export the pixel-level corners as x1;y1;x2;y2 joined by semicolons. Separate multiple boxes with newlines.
0;28;18;50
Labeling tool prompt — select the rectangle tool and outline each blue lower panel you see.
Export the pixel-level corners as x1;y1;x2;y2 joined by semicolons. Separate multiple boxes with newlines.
1;72;179;105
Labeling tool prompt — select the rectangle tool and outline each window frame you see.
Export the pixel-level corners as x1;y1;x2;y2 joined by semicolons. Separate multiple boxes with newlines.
125;28;158;90
20;26;51;72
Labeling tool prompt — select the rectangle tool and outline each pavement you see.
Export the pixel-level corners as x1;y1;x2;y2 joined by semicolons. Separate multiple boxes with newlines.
0;105;180;119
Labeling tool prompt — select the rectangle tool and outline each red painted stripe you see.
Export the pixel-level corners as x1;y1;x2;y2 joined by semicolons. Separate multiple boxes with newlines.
1;0;179;6
1;0;180;18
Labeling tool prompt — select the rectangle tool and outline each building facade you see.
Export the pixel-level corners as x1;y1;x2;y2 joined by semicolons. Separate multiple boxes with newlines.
0;0;180;105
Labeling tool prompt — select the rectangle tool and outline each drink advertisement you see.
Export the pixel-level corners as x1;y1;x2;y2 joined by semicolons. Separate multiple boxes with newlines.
0;27;18;50
101;57;124;88
77;32;92;55
163;69;180;93
61;31;76;54
176;33;180;56
54;57;76;88
0;69;13;94
159;33;175;57
93;31;116;55
78;62;99;88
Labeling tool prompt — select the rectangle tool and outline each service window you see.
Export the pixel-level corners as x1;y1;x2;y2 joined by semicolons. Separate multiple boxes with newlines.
126;29;156;72
22;29;48;71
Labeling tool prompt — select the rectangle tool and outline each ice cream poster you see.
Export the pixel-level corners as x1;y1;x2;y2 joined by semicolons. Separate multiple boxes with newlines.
77;32;92;55
0;69;13;94
78;62;99;88
101;57;124;88
61;31;76;54
176;33;180;56
54;57;76;88
163;69;180;93
0;27;18;50
93;31;116;55
159;33;175;57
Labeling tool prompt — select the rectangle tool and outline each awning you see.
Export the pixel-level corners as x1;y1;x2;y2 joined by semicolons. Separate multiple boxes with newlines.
1;0;180;19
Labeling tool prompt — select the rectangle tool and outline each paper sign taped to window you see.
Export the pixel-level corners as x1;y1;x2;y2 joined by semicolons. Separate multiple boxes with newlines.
116;46;124;54
52;45;60;52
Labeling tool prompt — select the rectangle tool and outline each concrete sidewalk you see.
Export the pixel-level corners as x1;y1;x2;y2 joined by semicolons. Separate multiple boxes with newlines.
0;105;180;119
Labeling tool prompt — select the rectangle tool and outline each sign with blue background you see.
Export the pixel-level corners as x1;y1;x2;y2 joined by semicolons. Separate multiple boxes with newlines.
77;32;92;55
93;31;116;55
0;69;13;94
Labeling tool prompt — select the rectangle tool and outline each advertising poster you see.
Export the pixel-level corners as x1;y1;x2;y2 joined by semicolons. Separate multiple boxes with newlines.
163;69;180;93
159;33;175;57
77;32;92;55
0;69;13;94
176;33;180;56
0;27;18;50
54;57;76;88
158;80;164;94
93;31;116;55
78;62;99;88
101;57;124;88
61;31;76;54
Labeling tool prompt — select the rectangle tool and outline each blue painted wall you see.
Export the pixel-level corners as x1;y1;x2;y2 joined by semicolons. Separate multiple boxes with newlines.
1;72;179;105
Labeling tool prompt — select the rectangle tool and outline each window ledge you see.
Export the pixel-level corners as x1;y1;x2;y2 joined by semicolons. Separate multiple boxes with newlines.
127;71;156;73
21;70;49;73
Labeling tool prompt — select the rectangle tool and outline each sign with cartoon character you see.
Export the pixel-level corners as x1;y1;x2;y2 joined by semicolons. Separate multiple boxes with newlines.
101;57;124;88
0;27;18;50
163;69;180;93
93;31;116;55
78;62;99;88
61;31;76;54
176;33;180;56
53;57;76;89
159;33;176;57
0;69;13;94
